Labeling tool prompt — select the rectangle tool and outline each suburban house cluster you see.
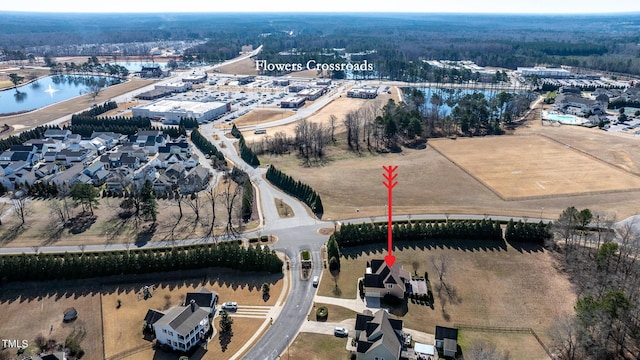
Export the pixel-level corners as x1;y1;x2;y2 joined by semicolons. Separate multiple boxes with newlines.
354;260;458;359
144;288;218;352
0;128;211;195
352;308;458;360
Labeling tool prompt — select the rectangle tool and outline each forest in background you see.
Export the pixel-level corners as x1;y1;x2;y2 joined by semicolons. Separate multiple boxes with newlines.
1;12;640;76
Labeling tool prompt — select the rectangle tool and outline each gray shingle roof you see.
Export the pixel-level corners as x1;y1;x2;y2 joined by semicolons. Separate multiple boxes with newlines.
154;304;209;337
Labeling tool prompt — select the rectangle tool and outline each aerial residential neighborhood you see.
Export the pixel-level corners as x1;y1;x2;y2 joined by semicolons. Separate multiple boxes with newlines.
1;4;640;360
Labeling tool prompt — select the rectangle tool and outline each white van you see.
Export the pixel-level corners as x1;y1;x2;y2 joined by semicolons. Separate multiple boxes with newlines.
312;276;319;287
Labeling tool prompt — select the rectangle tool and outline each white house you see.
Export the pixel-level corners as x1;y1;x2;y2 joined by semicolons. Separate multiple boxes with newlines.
152;300;211;352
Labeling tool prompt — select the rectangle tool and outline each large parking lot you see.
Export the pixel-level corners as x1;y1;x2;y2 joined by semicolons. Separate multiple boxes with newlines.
157;75;340;125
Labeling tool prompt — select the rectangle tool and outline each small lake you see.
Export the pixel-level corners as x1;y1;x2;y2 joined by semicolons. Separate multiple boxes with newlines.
403;87;527;116
0;75;121;115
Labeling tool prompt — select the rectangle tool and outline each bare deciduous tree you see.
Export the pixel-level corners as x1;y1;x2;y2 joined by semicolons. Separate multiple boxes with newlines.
204;186;218;240
221;175;241;237
13;197;29;226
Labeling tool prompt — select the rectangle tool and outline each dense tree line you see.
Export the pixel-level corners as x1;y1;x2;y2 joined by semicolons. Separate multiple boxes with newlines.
0;125;55;152
265;165;323;216
549;207;640;359
190;129;226;169
69;115;151;137
52;56;129;77
179;117;199;130
230;124;260;167
155;126;186;139
504;219;552;244
332;219;502;247
0;242;283;283
78;101;117;117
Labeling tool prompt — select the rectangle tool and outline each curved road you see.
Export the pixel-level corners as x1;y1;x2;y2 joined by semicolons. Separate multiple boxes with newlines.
0;51;556;360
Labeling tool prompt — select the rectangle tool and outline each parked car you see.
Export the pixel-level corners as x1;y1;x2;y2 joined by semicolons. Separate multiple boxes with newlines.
221;301;238;311
334;327;348;337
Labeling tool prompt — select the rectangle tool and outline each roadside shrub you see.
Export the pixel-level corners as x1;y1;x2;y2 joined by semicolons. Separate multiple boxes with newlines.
329;256;340;272
301;250;311;261
316;306;328;321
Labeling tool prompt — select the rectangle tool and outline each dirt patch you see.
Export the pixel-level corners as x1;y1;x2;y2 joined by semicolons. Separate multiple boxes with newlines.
317;227;335;236
214;57;258;76
429;135;640;200
241;95;392;143
234;109;292;127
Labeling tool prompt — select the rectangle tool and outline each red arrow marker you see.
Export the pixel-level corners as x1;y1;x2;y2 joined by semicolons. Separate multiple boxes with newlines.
382;165;398;267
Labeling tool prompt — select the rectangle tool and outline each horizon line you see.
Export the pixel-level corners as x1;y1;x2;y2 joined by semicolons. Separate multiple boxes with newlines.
1;10;640;15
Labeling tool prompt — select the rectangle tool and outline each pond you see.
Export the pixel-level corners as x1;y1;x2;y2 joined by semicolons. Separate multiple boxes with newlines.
402;87;527;116
0;75;121;115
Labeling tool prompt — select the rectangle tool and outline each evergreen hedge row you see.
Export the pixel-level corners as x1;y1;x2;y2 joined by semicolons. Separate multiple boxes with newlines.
332;219;502;247
332;218;552;247
0;125;53;152
190;129;224;161
0;242;283;283
69;115;152;137
78;101;117;117
504;219;551;244
230;124;260;167
266;165;323;216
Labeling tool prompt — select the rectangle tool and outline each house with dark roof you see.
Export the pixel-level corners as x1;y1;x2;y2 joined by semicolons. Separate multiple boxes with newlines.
151;300;211;352
43;128;71;141
354;309;404;360
435;326;458;358
184;288;218;315
31;351;67;360
364;260;411;300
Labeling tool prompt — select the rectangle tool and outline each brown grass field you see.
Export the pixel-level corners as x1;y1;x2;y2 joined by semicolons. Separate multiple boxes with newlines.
0;68;51;90
287;333;350;360
307;303;357;322
458;330;549;360
259;123;640;221
0;284;104;360
428;135;640;200
214;57;259;76
102;270;283;360
317;240;575;351
0;179;258;248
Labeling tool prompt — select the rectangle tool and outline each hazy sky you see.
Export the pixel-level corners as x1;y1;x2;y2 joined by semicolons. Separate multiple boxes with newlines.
1;0;639;14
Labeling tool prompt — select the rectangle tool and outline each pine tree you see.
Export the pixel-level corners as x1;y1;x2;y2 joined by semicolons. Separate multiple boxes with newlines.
140;180;158;223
